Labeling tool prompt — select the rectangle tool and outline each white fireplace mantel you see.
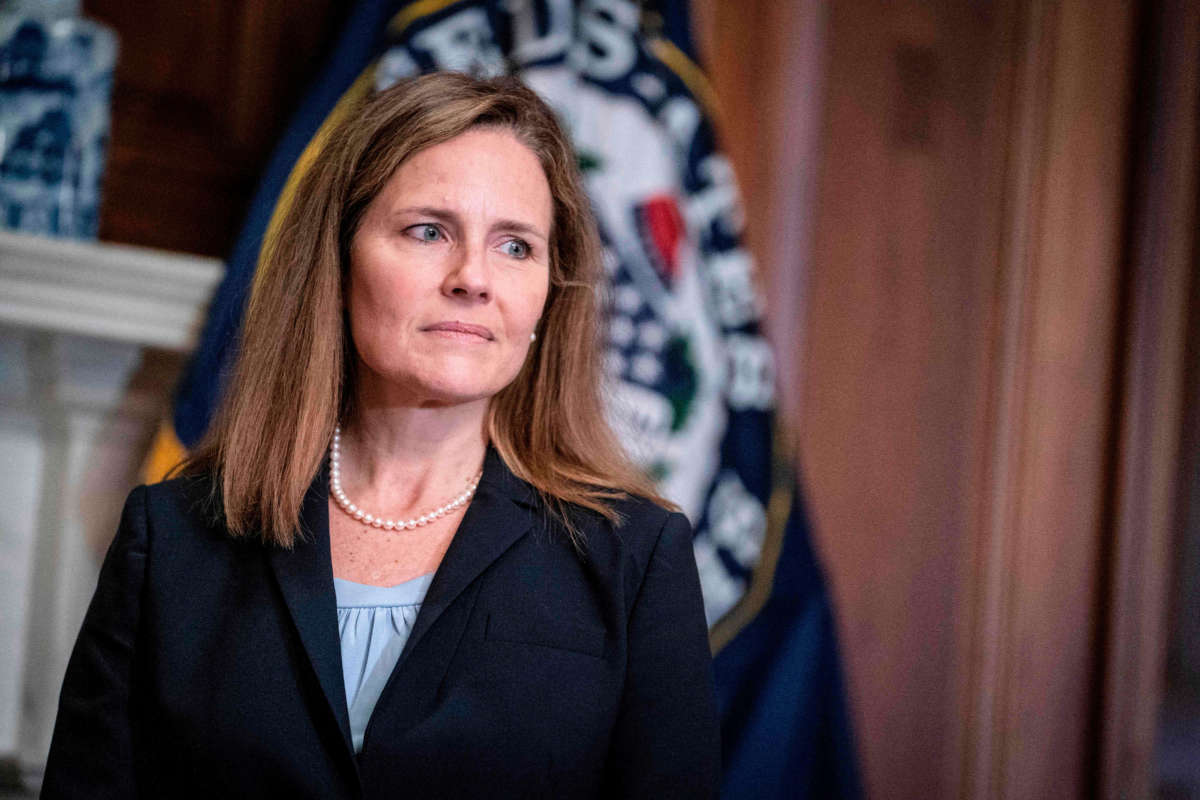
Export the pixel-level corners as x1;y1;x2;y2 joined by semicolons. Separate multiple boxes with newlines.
0;230;223;352
0;231;223;787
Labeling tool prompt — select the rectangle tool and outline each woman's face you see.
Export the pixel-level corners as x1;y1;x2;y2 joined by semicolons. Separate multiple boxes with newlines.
346;127;552;408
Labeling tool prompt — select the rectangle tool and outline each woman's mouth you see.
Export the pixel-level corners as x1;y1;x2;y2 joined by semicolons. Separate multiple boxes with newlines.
422;321;495;341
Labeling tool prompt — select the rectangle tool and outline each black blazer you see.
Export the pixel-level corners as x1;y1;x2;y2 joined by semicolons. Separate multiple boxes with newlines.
42;448;720;798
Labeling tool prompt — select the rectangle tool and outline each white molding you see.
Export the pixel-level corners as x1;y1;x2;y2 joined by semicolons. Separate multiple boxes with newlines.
0;231;224;351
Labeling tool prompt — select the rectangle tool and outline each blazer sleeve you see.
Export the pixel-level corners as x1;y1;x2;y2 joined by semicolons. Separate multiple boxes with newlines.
604;510;721;798
42;485;149;799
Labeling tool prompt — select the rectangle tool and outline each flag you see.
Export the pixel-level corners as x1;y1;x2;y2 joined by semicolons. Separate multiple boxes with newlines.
157;2;861;796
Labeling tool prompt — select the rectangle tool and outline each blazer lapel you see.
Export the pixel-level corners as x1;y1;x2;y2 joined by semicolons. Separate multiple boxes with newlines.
265;462;355;758
358;448;538;756
395;447;537;671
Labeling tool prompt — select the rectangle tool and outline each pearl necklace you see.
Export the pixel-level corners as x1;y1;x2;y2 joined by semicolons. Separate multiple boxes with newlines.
329;425;482;531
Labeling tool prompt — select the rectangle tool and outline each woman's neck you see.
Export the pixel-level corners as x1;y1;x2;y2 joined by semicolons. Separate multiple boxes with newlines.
337;401;489;514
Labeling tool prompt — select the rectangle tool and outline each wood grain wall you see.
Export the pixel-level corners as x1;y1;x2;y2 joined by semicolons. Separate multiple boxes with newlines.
696;0;1193;797
82;0;347;255
697;1;1011;793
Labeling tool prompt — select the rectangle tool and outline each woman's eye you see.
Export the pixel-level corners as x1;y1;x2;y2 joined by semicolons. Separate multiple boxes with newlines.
502;239;530;259
407;223;443;243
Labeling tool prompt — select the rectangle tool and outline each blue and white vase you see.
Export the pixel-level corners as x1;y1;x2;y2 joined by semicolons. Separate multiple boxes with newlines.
0;0;117;238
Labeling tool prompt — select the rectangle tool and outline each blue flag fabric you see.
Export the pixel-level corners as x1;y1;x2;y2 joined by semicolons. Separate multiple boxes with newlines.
170;2;860;796
714;488;862;798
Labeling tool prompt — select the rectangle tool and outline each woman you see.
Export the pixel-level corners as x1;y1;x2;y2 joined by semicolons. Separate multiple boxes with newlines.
42;72;719;798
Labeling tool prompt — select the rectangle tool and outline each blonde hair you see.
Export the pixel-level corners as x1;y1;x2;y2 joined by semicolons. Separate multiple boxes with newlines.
184;72;669;547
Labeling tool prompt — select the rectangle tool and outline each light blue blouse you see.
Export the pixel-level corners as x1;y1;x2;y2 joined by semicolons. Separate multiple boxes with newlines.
333;573;434;753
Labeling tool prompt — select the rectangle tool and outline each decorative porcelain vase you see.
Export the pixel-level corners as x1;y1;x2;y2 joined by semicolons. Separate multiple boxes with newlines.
0;0;117;238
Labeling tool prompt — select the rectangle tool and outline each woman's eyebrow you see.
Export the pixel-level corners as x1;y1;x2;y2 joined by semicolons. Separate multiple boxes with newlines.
492;219;548;241
389;205;458;224
391;206;547;241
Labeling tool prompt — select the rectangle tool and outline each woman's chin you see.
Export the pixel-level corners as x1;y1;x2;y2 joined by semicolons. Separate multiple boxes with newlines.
357;356;512;407
413;391;492;410
394;376;502;409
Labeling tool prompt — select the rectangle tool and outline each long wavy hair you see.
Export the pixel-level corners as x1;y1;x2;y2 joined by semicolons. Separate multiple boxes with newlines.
183;71;668;547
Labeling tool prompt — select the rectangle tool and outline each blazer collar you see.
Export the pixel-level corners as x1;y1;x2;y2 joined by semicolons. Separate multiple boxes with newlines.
265;446;538;753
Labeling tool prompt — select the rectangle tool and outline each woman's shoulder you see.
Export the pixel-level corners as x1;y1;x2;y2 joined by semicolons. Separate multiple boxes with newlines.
141;470;217;509
614;495;692;558
608;492;681;532
126;472;227;539
93;474;234;587
563;491;691;568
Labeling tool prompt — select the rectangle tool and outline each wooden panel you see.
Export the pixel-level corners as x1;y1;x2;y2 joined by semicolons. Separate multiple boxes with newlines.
967;3;1136;797
799;3;1003;796
697;0;1145;796
82;0;348;255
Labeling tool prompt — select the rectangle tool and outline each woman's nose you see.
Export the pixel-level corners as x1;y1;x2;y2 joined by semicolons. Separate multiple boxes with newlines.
442;244;491;301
